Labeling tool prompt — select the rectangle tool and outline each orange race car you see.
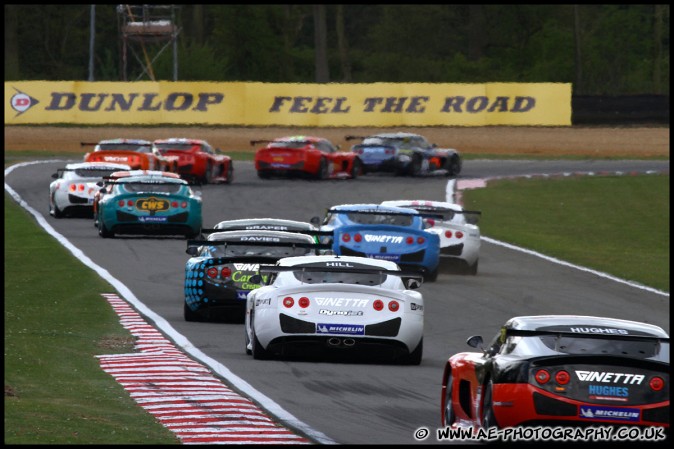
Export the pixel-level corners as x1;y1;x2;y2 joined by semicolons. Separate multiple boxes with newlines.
82;138;178;172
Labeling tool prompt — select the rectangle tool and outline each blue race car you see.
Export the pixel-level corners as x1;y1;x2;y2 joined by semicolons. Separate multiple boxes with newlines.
345;132;461;177
96;172;202;238
184;229;327;322
311;204;441;281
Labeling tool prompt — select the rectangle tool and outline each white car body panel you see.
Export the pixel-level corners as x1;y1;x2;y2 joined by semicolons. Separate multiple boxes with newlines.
381;199;480;271
49;162;131;216
245;255;424;362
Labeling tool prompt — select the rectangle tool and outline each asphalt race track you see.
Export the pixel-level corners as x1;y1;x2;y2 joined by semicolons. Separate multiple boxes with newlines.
6;158;670;444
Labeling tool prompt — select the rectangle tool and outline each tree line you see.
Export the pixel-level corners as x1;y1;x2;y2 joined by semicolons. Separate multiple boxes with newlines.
4;5;669;95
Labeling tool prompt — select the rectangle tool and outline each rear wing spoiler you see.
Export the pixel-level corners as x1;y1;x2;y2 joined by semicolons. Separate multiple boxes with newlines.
506;329;669;342
344;135;367;141
80;142;100;146
257;265;424;288
250;139;274;146
186;238;332;256
200;228;334;238
326;208;445;221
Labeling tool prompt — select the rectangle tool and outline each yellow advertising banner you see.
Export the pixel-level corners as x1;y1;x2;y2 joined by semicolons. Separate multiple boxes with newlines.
5;81;571;126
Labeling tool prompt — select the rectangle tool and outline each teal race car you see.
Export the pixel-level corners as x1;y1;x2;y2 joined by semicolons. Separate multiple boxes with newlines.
97;172;202;238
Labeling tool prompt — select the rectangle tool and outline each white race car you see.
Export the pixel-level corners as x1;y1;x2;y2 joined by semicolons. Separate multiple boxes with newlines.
245;254;425;364
381;200;481;275
49;162;131;218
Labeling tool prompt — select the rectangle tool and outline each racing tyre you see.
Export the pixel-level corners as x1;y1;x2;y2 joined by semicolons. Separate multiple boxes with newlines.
467;260;478;276
223;162;233;184
444;157;461;177
442;371;456;427
401;338;423;365
203;161;213;184
316;158;329;180
425;268;439;282
251;323;271;360
409;154;423;176
481;379;499;429
98;220;114;238
257;170;270;179
184;303;200;322
50;194;64;218
350;159;362;179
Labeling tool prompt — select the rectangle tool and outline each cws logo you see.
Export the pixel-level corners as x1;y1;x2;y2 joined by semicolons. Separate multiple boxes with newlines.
10;88;39;116
136;197;169;213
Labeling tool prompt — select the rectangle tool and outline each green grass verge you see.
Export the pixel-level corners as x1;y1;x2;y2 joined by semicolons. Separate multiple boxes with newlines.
462;174;670;292
4;195;179;444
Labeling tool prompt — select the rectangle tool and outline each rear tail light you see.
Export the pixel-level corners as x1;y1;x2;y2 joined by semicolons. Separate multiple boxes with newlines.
426;219;435;226
445;230;453;238
181;201;188;208
385;148;394;155
455;231;464;239
69;184;86;192
342;233;351;242
220;267;232;278
373;299;384;311
555;370;570;385
417;236;425;244
388;300;399;312
534;369;551;384
649;376;665;391
406;236;414;244
127;200;133;207
353;233;362;243
283;297;294;308
171;201;178;208
118;200;125;207
298;297;310;308
206;267;218;278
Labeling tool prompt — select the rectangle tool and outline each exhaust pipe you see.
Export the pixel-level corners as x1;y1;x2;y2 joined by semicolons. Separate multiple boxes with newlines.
327;337;356;348
343;338;356;347
328;337;341;346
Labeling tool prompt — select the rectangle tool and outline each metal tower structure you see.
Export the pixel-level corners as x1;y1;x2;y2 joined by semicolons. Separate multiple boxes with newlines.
118;4;180;81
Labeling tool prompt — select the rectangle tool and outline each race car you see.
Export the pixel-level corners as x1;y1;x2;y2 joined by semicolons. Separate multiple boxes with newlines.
93;170;182;227
49;162;131;218
82;138;178;172
311;204;441;281
96;172;202;238
245;254;425;364
152;138;233;184
346;132;461;176
252;135;362;180
381;200;481;275
441;315;670;431
184;229;327;322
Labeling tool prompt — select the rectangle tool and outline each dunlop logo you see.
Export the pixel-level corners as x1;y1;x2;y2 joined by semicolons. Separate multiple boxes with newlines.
136;197;169;212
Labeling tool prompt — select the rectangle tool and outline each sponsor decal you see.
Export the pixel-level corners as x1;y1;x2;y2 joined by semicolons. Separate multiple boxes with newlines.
44;92;224;112
579;405;640;422
104;156;131;162
319;309;364;317
233;263;261;271
10;88;40;116
569;327;629;335
317;323;364;335
138;216;167;223
314;297;368;308
325;262;354;267
410;302;423;311
255;298;271;306
136;197;169;212
236;291;248;300
369;254;400;262
575;371;644;385
240;236;281;242
243;225;290;231
588;385;629;401
364;234;403;244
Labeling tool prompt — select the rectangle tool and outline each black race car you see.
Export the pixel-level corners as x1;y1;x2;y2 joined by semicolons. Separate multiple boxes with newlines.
441;315;669;430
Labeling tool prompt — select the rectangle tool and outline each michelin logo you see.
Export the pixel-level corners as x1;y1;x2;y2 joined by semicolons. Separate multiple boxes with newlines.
317;323;364;335
579;405;640;422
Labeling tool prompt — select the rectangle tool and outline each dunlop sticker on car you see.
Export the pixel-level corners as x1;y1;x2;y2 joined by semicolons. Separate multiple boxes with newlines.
136;197;169;212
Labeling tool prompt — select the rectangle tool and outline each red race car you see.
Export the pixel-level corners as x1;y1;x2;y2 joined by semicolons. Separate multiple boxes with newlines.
441;315;669;431
82;138;177;172
252;135;362;180
152;138;233;184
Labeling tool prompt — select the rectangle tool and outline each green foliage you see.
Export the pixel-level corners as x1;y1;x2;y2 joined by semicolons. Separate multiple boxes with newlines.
4;196;179;444
4;5;669;94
